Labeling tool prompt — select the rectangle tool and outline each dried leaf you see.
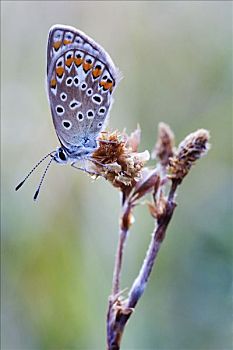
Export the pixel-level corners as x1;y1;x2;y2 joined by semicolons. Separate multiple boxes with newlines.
126;125;141;152
130;168;160;203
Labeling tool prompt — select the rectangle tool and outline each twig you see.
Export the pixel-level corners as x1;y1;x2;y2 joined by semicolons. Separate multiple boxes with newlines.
106;184;177;350
111;200;132;296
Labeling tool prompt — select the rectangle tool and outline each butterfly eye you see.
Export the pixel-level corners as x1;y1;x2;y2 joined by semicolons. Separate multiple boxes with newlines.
58;148;67;161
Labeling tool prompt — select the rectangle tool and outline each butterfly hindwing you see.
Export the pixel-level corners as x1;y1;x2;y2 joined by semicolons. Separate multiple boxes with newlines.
47;25;120;150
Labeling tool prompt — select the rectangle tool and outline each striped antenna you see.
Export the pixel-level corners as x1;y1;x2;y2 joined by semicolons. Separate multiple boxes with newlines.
15;151;54;192
33;156;54;201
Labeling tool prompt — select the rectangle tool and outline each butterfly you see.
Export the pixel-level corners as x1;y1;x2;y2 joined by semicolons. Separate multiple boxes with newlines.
16;24;120;200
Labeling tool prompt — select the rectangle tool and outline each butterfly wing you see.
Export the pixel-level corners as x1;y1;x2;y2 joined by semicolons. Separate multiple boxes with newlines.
46;24;120;151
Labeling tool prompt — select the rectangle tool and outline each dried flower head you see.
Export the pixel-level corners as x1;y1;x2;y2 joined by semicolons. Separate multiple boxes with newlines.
90;130;150;192
168;129;210;183
152;122;175;167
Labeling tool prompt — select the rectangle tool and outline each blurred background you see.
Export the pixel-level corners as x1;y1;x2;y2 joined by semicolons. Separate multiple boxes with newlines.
1;1;232;349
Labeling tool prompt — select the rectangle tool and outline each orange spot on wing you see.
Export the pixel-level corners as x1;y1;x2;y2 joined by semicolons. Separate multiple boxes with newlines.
83;61;93;72
63;39;72;45
65;57;73;67
100;80;114;90
74;57;83;67
53;41;62;50
56;66;64;77
105;81;113;89
50;78;57;88
92;68;102;78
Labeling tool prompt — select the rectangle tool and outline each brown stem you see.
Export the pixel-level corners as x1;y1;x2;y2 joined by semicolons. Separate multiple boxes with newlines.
168;179;179;202
127;200;176;309
107;187;177;350
107;200;132;349
111;200;132;296
111;227;128;296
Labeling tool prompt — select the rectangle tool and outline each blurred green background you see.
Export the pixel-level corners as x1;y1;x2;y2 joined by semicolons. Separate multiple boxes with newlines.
1;1;232;349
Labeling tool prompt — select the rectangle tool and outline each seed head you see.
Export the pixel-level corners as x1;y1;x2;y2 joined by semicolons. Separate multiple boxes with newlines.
168;129;210;183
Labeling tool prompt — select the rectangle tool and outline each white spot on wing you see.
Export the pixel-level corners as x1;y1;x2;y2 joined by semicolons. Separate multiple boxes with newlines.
62;120;72;130
74;36;84;45
92;94;103;104
77;111;84;121
73;75;80;87
98;106;106;115
86;109;94;119
56;105;65;116
80;82;87;90
60;92;67;101
69;99;81;110
65;51;74;72
53;30;63;41
66;77;73;86
64;32;74;42
86;88;93;96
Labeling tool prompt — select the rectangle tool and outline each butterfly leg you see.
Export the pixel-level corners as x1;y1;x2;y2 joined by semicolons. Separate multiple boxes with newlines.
97;138;118;145
71;162;96;176
71;162;105;178
88;158;118;172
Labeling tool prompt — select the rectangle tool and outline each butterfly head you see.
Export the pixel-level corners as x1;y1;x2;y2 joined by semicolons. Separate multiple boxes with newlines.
53;147;69;164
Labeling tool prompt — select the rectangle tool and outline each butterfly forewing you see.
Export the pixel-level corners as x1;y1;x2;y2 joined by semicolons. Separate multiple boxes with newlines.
47;25;119;151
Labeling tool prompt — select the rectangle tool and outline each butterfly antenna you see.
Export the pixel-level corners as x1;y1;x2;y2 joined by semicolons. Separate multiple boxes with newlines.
33;156;54;201
15;152;54;191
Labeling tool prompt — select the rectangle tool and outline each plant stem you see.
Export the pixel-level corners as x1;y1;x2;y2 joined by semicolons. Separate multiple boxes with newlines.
111;199;132;296
127;200;176;309
112;227;128;296
107;186;177;350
